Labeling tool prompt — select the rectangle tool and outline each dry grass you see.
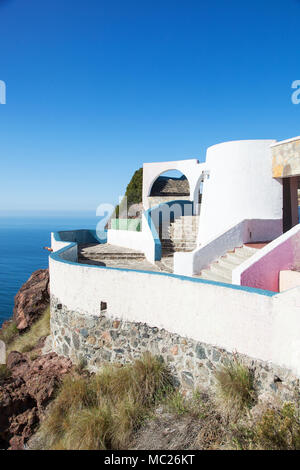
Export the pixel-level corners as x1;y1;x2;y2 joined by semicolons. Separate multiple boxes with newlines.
162;388;207;418
7;306;50;354
215;359;255;419
30;354;300;451
36;353;171;450
0;364;11;384
0;321;18;345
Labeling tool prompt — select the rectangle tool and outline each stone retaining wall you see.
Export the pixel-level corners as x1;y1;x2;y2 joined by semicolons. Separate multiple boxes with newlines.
50;296;298;400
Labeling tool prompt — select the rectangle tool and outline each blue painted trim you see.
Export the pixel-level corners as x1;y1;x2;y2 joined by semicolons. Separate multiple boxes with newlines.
144;199;194;261
53;229;107;245
144;208;162;261
50;229;276;298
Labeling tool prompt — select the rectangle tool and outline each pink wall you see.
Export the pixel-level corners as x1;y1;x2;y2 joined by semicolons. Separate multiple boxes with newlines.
241;229;300;292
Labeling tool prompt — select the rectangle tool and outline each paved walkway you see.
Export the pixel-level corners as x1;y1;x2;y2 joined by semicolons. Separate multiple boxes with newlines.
78;243;172;273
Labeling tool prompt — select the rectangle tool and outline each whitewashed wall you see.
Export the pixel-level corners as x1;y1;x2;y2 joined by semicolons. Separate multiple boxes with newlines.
51;233;71;252
107;229;146;253
198;140;283;245
271;287;300;375
49;242;300;377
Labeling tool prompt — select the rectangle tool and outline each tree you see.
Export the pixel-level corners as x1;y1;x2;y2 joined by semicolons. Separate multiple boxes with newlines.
115;167;143;218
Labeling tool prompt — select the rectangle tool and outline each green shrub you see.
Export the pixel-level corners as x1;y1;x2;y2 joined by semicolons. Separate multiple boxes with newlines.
125;167;143;207
114;167;143;218
255;403;300;450
231;402;300;450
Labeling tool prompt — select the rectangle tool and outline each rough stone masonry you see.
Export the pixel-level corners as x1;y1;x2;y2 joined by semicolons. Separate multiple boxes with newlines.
50;295;299;400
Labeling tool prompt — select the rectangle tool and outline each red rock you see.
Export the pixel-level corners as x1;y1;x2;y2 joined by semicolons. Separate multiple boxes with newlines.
9;436;25;450
7;351;28;371
13;269;49;331
0;351;72;449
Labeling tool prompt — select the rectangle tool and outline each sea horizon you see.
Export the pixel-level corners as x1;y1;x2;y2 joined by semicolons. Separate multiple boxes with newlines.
0;211;102;326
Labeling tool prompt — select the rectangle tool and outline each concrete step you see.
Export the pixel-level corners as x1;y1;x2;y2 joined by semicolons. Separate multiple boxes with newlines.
155;260;173;273
171;220;199;226
226;251;255;262
160;215;199;255
223;253;249;264
170;232;198;238
172;247;196;252
171;220;199;227
79;253;145;260
170;224;198;229
171;240;197;245
162;240;196;247
209;263;232;280
173;248;195;253
197;269;231;284
218;256;243;269
193;244;259;284
235;246;258;256
174;245;196;252
170;225;199;229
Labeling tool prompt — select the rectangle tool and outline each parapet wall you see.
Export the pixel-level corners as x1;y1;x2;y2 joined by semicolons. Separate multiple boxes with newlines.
51;296;298;399
49;229;300;394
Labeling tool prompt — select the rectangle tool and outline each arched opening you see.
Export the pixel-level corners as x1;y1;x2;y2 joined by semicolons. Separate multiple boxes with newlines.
148;170;190;208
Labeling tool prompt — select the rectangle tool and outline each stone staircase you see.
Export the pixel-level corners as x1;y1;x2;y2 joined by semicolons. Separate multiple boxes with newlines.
78;244;146;264
161;215;199;255
195;245;259;284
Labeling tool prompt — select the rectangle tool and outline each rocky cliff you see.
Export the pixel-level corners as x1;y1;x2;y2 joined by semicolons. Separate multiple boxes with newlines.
0;351;72;449
13;269;49;331
0;268;73;450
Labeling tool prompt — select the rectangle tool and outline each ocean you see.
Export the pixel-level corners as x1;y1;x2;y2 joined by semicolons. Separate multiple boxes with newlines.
0;213;100;326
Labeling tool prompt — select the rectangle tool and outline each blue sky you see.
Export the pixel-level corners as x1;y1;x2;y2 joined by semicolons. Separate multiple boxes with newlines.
0;0;299;211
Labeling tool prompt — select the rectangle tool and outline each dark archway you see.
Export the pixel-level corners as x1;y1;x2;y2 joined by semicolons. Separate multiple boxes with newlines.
149;170;190;199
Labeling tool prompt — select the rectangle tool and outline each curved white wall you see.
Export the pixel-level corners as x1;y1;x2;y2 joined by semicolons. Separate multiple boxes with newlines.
198;140;283;245
49;242;300;377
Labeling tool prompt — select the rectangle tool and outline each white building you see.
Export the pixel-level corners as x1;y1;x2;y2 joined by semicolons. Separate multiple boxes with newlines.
114;137;299;290
49;136;300;385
